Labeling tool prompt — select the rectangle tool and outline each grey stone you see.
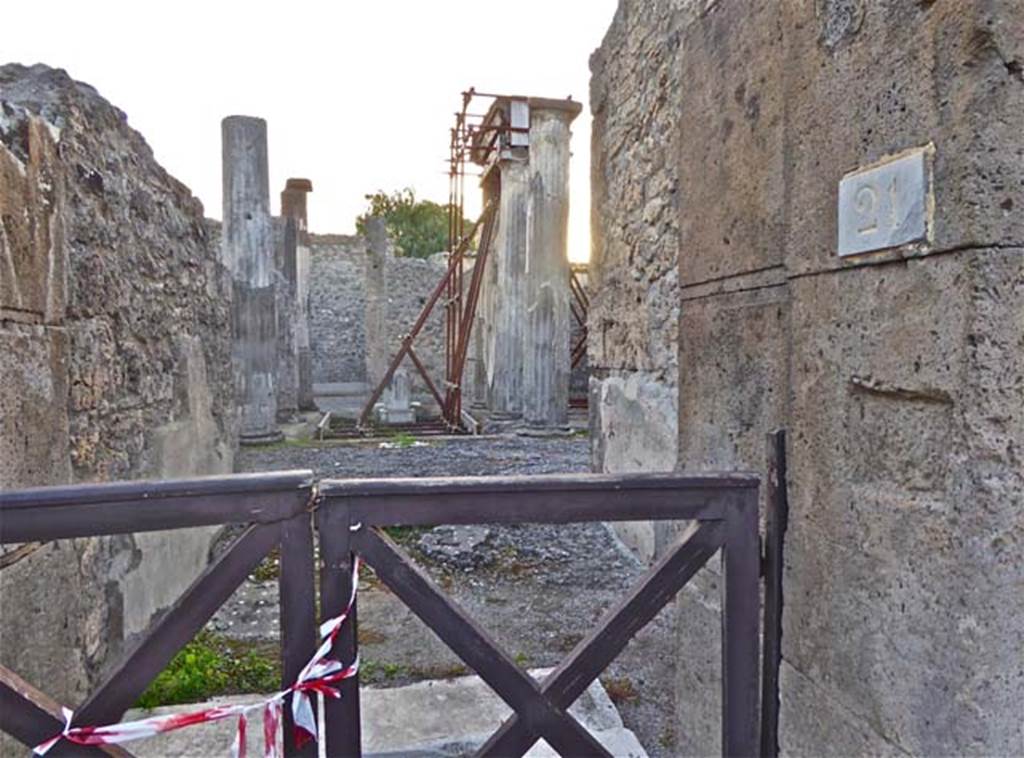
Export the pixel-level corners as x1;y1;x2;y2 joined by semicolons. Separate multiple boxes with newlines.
308;233;447;408
486;153;529;417
591;2;1024;755
416;525;495;570
521;103;580;429
121;669;647;758
364;216;390;389
588;0;683;529
384;366;415;424
222;115;279;443
0;64;234;724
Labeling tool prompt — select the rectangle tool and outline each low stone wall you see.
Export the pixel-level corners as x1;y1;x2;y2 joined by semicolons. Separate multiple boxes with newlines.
592;1;1023;755
0;64;235;705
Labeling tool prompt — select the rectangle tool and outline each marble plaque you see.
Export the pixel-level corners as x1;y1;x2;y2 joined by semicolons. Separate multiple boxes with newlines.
838;146;932;257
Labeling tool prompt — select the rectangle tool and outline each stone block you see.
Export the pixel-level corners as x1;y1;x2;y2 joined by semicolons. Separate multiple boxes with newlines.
784;248;1024;755
782;0;1024;276
677;283;789;478
677;0;787;287
590;369;678;562
0;113;66;323
0;324;70;488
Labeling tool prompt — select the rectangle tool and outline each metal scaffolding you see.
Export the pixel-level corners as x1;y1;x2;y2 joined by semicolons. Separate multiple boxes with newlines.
354;88;587;435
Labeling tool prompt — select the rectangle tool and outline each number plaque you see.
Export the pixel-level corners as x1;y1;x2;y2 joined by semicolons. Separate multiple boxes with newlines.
837;146;932;257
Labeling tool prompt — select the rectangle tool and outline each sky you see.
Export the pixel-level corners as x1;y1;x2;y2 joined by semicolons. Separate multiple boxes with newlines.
4;0;620;262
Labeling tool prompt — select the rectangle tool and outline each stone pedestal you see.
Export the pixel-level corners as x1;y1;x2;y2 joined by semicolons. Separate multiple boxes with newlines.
522;100;581;428
222;115;280;444
384;366;415;424
281;178;315;411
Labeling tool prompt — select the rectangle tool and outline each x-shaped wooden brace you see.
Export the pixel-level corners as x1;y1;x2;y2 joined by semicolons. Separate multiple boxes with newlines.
354;520;723;757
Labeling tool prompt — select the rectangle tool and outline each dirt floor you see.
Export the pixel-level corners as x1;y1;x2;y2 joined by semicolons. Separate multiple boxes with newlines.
218;434;681;756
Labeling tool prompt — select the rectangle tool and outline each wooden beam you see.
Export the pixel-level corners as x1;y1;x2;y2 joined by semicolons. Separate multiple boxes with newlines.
72;523;282;728
0;665;131;756
478;521;723;755
721;490;761;757
760;430;788;758
317;502;361;757
356;528;611;756
279;511;318;757
320;473;757;527
0;472;314;543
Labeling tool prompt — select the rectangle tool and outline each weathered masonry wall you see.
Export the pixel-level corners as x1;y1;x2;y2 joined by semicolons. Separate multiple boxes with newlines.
589;0;684;560
308;233;447;399
0;64;236;705
592;1;1023;755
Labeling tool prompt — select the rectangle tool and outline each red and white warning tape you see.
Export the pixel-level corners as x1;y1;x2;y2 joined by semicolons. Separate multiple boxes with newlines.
35;558;363;758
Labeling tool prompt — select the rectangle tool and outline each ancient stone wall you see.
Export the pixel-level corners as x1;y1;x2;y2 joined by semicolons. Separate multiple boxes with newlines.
592;1;1023;754
309;234;366;384
308;233;447;401
589;0;685;559
0;64;236;704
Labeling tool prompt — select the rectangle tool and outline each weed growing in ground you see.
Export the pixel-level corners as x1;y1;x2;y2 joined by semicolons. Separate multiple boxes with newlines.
601;676;639;704
135;632;279;708
391;432;418;448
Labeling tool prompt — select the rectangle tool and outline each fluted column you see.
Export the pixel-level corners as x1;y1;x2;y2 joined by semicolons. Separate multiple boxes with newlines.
486;150;529;417
522;100;581;428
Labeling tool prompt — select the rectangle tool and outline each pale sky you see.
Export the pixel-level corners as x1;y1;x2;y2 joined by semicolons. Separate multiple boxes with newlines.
4;1;620;263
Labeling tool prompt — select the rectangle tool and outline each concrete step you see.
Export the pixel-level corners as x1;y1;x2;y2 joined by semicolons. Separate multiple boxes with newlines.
123;668;647;757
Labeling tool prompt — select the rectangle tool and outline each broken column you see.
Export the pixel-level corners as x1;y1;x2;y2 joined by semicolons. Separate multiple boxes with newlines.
486;148;530;418
364;217;389;389
281;177;315;411
522;99;581;428
222;115;281;443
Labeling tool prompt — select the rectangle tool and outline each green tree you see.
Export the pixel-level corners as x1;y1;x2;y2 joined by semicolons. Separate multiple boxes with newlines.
356;188;464;259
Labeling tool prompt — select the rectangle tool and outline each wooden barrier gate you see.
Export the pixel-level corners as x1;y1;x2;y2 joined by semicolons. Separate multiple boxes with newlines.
0;432;788;757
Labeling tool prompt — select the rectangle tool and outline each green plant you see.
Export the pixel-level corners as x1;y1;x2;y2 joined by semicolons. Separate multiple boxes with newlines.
391;431;417;448
356;188;470;259
135;632;279;708
250;547;280;582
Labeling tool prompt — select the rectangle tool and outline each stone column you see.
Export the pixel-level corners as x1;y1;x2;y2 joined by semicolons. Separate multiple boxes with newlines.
364;217;389;389
486;149;530;418
522;100;581;428
222;115;281;444
274;216;299;422
281;178;316;411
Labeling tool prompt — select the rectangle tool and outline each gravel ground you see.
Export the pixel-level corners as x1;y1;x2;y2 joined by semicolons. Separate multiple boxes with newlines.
224;434;680;756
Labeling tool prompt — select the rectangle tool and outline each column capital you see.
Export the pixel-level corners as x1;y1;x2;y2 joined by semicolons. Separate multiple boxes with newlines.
526;97;583;124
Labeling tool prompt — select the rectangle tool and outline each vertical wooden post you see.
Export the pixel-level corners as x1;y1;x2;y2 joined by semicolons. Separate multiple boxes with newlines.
317;499;361;757
721;488;760;757
279;499;318;758
760;430;788;757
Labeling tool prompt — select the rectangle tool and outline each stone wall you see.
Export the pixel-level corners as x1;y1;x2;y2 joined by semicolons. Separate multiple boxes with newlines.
308;233;447;400
591;1;1023;755
0;64;235;705
309;234;366;384
589;0;685;560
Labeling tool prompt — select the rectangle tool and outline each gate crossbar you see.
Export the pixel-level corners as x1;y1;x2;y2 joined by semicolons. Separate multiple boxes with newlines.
318;471;761;758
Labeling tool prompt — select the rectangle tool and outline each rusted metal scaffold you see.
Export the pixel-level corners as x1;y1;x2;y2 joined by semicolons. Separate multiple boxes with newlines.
356;88;588;435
